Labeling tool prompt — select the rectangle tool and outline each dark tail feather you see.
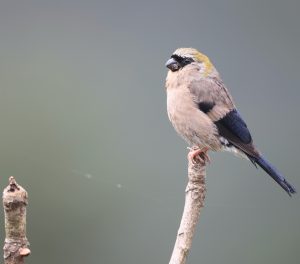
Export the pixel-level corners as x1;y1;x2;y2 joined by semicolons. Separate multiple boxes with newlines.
255;155;296;196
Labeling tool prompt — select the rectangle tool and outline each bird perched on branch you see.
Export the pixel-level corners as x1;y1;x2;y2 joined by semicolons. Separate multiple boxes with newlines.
165;47;296;196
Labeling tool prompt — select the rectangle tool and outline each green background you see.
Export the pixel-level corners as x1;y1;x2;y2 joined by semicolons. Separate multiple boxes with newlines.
0;1;299;263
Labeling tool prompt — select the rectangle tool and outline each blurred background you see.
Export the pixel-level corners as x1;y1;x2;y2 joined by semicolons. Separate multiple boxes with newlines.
0;0;299;263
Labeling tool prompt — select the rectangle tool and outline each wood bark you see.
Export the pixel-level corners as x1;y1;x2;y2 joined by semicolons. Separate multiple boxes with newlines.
169;153;207;264
3;177;30;264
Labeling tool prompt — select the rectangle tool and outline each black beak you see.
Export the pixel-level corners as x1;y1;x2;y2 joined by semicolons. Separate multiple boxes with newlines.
165;58;180;72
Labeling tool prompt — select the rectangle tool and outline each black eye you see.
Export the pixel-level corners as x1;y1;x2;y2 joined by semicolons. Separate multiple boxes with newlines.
181;57;194;67
184;58;193;64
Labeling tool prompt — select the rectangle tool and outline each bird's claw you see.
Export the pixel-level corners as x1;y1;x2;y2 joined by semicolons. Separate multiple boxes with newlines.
188;147;211;165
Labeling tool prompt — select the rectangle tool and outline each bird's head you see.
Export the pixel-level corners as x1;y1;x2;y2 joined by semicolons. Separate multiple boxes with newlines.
165;48;213;76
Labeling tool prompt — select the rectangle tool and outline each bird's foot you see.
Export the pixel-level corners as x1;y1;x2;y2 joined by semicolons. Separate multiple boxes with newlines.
187;146;211;165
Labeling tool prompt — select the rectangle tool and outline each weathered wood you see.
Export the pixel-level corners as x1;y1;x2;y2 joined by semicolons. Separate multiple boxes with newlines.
169;152;207;264
3;177;30;264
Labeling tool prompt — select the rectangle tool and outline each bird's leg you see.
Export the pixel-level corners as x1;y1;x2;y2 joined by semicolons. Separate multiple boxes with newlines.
187;146;211;165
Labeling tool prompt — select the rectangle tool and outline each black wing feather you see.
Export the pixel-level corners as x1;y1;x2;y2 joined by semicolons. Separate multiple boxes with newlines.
198;102;215;114
214;109;259;158
216;109;252;143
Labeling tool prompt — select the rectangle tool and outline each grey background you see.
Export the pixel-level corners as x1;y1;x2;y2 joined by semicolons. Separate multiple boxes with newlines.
0;0;299;263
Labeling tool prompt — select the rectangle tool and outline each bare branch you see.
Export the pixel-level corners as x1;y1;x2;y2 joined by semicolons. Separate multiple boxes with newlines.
3;177;30;264
169;153;207;264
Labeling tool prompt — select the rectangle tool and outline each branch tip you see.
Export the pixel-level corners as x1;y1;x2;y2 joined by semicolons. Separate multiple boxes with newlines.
8;176;20;192
3;177;30;263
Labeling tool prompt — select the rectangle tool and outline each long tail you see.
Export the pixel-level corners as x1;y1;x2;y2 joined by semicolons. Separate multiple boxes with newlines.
254;155;296;196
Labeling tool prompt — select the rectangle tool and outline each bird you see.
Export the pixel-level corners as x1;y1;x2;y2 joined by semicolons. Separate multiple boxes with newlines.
165;47;296;196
